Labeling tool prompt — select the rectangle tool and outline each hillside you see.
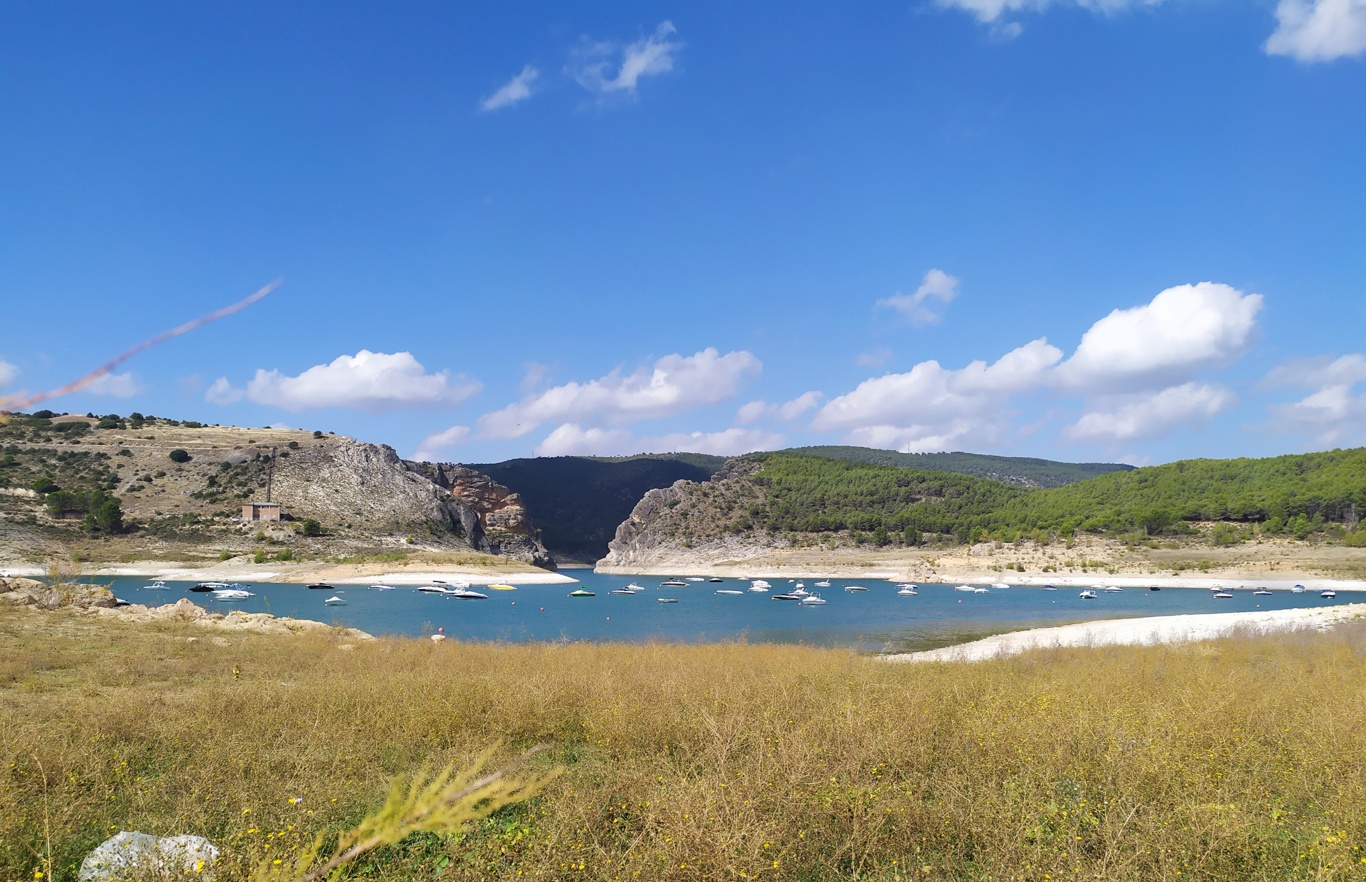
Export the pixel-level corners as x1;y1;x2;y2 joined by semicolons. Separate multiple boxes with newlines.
467;454;726;562
0;411;551;569
778;446;1133;488
599;448;1366;571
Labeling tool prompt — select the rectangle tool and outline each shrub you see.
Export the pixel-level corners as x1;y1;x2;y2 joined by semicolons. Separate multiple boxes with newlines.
298;519;323;537
253;548;266;564
168;449;191;463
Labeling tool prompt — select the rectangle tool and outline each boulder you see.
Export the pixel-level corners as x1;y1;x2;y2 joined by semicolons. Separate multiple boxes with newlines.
78;831;219;882
0;577;116;609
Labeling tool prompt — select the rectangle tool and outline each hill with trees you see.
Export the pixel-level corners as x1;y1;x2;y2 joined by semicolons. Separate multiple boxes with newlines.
777;446;1133;488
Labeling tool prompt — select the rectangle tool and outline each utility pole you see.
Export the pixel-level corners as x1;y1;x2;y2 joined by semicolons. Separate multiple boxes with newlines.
266;447;277;503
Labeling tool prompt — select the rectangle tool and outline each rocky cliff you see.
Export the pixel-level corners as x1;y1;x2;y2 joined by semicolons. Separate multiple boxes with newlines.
404;461;552;568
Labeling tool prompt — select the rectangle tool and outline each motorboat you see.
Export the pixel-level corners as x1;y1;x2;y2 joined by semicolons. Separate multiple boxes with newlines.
771;593;801;601
896;585;918;596
815;580;831;588
370;584;397;591
660;579;688;587
1041;584;1058;591
1103;585;1123;593
791;585;811;597
306;583;335;590
845;585;868;592
1321;589;1338;599
715;589;745;595
799;594;827;605
211;587;253;601
1291;584;1307;593
1079;589;1098;599
953;585;976;592
991;582;1009;590
189;582;231;593
488;584;516;591
610;588;638;595
625;583;647;592
1148;586;1161;591
708;577;724;583
657;597;678;603
750;579;772;590
747;583;769;593
1253;587;1273;596
568;588;595;597
686;577;705;582
144;580;171;590
972;587;989;594
324;595;347;605
1212;589;1234;599
448;587;488;600
417;585;448;594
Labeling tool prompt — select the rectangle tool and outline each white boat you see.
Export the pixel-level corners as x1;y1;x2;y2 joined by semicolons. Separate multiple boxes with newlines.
660;579;688;587
416;585;447;594
625;583;646;592
1041;584;1058;591
896;584;918;596
972;587;989;594
991;582;1009;590
747;583;769;593
953;585;976;593
1253;588;1273;596
750;579;772;590
370;584;397;591
686;577;706;582
1212;589;1234;599
569;588;595;597
845;585;868;592
1291;584;1307;593
815;580;831;588
657;597;678;603
715;589;745;595
448;587;488;600
1079;589;1097;599
1103;585;1123;593
324;595;347;605
800;594;827;605
1321;589;1338;599
190;581;232;593
212;587;254;601
144;580;171;591
791;585;811;597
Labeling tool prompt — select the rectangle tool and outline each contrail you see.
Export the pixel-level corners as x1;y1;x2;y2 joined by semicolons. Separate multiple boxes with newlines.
0;279;280;413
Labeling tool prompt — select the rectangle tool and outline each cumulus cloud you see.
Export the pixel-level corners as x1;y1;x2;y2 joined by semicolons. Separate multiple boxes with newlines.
936;0;1167;27
877;269;961;327
1066;382;1235;442
736;391;824;424
478;348;761;439
1264;353;1366;446
412;425;471;463
211;351;481;413
481;65;540;111
84;372;140;399
534;423;634;457
569;21;681;97
1054;282;1262;393
1265;0;1366;62
639;427;786;456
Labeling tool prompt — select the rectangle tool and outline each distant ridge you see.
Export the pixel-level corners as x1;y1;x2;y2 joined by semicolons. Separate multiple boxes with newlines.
777;446;1133;489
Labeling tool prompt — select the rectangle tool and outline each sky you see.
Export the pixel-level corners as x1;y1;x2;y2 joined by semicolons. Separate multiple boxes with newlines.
2;0;1364;468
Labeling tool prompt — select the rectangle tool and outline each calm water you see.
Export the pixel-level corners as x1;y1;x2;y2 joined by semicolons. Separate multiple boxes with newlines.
94;573;1353;654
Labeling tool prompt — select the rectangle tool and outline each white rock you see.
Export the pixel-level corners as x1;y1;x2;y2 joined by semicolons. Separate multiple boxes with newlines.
79;831;219;881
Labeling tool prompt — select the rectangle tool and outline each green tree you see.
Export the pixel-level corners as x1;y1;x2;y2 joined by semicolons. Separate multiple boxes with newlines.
168;449;191;463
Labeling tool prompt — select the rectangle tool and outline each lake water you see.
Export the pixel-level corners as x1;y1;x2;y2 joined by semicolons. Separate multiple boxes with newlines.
96;573;1354;654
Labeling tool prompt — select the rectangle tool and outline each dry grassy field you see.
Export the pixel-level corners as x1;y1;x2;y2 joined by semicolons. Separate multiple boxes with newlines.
4;603;1366;881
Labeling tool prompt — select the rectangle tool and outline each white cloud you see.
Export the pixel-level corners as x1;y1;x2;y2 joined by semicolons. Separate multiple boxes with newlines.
1265;0;1366;62
481;65;540;111
813;339;1062;432
877;269;960;327
84;372;140;398
569;21;681;97
234;351;480;413
936;0;1167;25
1066;382;1235;442
856;348;893;368
1054;282;1262;393
639;427;786;456
1263;352;1366;446
478;348;761;438
205;377;244;405
843;420;995;454
412;425;471;463
0;357;17;389
736;391;823;424
534;423;634;457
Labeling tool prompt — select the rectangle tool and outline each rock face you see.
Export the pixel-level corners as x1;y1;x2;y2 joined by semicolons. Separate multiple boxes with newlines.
0;577;117;609
405;462;554;569
269;439;552;568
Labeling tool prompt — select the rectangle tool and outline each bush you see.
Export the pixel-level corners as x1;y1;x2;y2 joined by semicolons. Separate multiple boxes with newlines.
168;449;191;463
31;477;57;494
276;548;294;561
253;549;266;564
298;519;323;537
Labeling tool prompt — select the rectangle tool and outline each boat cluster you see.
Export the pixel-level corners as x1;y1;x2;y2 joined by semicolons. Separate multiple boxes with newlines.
187;581;254;601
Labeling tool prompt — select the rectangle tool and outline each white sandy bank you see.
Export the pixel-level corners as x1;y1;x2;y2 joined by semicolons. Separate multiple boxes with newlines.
885;602;1366;663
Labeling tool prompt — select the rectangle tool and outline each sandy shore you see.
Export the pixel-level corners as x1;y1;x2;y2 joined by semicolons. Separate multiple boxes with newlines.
884;602;1366;663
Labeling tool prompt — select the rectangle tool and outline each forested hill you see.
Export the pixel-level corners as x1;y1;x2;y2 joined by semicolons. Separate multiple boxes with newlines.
467;454;727;562
603;448;1366;559
778;446;1132;488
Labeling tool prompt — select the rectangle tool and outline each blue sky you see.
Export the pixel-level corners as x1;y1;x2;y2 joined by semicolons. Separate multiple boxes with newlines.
2;0;1364;467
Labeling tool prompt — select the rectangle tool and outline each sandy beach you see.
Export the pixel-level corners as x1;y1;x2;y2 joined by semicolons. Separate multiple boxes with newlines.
884;601;1366;663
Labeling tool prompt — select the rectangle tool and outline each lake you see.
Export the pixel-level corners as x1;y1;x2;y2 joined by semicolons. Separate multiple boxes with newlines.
96;572;1351;654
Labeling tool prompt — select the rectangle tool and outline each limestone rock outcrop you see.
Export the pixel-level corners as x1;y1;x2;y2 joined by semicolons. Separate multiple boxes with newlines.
405;462;553;569
0;576;117;609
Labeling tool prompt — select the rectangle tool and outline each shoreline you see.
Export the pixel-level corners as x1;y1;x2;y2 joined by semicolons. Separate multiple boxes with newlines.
884;602;1366;663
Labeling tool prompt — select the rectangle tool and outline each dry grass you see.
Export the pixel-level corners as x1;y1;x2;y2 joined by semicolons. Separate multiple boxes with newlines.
5;605;1366;881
